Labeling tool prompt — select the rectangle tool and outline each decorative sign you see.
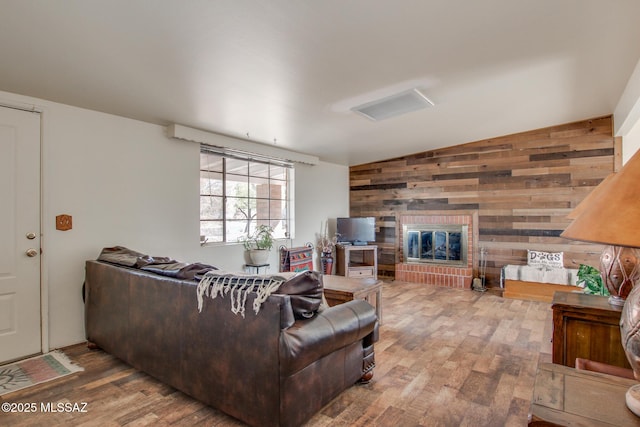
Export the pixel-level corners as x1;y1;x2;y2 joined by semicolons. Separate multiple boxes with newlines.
527;250;563;269
56;214;72;231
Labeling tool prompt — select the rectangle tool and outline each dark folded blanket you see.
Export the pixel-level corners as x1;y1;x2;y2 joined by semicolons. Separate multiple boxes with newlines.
97;246;323;319
97;246;145;267
97;246;218;279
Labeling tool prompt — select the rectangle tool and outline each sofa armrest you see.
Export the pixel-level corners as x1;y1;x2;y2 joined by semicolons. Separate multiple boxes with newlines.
279;299;377;376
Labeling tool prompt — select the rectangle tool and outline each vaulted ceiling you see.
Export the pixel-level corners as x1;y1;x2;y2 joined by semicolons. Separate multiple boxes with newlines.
1;0;639;165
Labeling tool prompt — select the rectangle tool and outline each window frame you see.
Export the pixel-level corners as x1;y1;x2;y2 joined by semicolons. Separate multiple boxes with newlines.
199;145;293;246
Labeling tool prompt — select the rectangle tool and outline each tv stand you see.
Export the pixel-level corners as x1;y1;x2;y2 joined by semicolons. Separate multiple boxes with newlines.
336;245;377;279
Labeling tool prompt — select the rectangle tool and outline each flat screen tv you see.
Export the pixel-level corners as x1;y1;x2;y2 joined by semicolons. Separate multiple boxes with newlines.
336;217;375;245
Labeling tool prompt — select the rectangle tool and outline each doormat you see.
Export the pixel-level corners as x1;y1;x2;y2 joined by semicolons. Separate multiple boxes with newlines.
0;350;84;396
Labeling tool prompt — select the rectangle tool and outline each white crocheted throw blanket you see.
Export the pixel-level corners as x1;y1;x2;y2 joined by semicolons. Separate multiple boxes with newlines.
196;271;285;317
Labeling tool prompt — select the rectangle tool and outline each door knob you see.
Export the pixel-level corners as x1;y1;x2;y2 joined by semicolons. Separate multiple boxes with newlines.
26;248;38;257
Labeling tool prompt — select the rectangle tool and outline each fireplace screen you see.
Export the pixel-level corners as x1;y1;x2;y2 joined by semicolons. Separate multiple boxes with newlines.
404;225;467;266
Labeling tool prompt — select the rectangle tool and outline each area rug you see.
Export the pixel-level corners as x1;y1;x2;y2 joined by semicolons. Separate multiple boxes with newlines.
0;350;84;396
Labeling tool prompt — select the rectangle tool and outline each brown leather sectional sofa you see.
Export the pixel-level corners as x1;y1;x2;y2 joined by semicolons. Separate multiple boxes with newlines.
84;258;378;427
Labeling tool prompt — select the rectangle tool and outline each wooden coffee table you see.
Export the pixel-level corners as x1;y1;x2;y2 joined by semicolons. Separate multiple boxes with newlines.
323;275;382;325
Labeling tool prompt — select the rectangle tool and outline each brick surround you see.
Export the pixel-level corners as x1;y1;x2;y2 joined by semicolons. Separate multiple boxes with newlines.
396;214;475;289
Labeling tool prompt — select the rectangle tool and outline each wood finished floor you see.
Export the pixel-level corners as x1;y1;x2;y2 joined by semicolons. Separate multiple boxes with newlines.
0;281;553;427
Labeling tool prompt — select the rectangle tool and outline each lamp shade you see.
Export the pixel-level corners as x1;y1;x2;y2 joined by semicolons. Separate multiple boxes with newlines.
565;148;640;419
561;149;640;248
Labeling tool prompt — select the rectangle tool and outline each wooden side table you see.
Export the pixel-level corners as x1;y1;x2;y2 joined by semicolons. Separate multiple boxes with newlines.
530;363;638;426
551;291;631;369
322;275;382;324
335;245;378;279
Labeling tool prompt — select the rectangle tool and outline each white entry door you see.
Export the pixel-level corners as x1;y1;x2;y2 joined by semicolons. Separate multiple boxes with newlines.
0;105;41;363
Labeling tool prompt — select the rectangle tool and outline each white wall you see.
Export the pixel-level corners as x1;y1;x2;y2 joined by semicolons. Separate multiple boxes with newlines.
291;161;350;249
615;58;640;139
0;90;349;349
615;57;640;164
622;119;640;164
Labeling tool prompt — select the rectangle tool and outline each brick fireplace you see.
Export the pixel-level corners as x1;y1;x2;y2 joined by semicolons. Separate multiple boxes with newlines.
396;213;477;288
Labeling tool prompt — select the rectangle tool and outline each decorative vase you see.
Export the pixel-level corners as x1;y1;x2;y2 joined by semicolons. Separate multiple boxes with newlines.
321;252;333;275
249;249;269;265
600;245;640;306
621;284;640;415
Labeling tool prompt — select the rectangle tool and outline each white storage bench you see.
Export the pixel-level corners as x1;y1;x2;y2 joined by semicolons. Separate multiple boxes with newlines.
502;264;581;303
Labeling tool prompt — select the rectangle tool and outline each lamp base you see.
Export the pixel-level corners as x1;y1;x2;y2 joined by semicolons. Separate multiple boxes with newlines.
601;245;640;303
626;384;640;417
609;295;627;307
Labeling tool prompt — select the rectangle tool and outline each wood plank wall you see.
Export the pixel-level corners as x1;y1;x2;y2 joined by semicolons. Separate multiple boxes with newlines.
349;116;617;286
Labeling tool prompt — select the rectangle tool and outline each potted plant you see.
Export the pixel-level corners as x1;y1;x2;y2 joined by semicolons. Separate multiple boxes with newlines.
576;264;609;296
240;224;274;264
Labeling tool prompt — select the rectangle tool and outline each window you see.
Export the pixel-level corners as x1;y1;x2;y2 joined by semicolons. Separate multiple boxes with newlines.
200;146;292;244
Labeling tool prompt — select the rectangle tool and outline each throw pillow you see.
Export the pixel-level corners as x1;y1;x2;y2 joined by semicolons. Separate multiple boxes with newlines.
275;270;323;319
527;250;563;269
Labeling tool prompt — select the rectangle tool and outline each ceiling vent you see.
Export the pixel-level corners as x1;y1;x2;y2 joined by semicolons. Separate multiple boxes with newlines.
352;88;434;121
